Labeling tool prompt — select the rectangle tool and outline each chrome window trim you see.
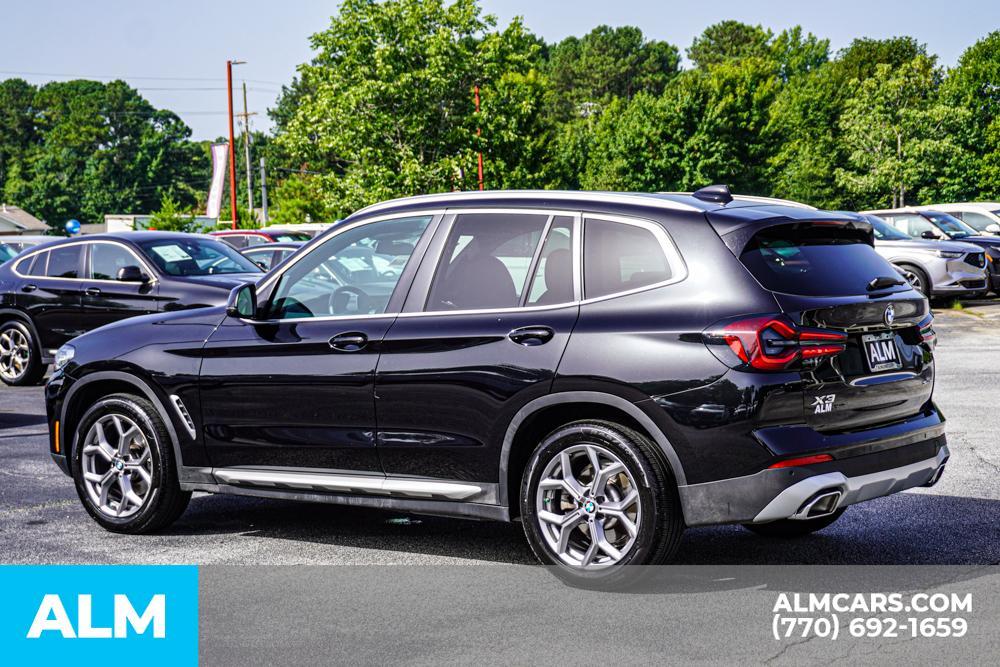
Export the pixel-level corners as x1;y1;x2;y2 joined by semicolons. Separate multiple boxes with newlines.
351;190;702;217
250;207;688;323
580;212;689;304
11;239;159;285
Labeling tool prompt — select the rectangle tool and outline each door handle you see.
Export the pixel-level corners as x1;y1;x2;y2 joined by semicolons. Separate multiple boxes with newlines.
508;326;554;346
328;332;368;352
21;284;37;293
85;287;102;296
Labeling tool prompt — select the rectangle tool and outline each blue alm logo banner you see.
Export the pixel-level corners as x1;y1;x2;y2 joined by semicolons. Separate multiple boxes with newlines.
0;565;198;666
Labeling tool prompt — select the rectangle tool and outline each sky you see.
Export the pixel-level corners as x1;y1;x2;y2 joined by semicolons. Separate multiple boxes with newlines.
1;0;998;140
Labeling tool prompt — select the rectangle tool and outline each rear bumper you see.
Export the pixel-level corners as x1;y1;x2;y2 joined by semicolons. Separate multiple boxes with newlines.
678;417;948;527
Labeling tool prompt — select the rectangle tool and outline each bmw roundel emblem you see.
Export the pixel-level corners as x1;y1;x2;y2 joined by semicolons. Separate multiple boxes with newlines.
884;304;895;327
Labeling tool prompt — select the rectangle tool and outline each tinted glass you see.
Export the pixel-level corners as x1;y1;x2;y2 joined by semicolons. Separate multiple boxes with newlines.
740;225;905;297
925;213;976;238
90;243;141;280
0;244;15;264
47;245;81;278
584;219;671;299
243;235;268;247
136;237;261;276
272;232;310;242
269;215;431;319
426;213;549;311
218;234;247;249
959;211;996;232
526;218;575;306
24;252;46;276
869;217;911;241
244;248;277;271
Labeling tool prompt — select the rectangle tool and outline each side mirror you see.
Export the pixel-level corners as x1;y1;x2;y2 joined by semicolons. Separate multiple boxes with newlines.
920;230;940;240
254;260;269;271
117;265;149;283
226;283;258;319
986;224;1000;234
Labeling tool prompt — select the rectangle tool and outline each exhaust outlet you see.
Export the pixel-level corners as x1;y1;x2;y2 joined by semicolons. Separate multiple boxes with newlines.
793;490;843;520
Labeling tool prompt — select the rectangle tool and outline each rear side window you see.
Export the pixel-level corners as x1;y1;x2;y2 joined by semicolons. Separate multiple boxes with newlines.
739;224;904;297
17;252;44;275
583;218;677;299
47;246;81;278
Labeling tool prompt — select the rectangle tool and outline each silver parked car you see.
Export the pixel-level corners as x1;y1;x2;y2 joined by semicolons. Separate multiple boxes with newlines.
863;214;987;298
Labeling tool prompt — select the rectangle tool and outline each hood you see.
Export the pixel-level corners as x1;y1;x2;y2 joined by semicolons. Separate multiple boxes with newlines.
957;235;1000;248
171;272;262;289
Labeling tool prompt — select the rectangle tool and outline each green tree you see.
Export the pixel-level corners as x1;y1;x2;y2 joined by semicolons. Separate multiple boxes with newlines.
0;78;37;195
274;0;550;216
687;21;773;69
836;56;969;208
545;25;680;117
941;31;1000;198
1;79;207;228
149;194;197;232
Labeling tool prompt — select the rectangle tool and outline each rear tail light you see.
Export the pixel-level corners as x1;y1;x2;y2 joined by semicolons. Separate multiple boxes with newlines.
918;315;936;347
703;314;847;372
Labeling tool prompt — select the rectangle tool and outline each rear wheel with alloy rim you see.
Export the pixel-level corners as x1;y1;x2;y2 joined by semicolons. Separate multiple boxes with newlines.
520;420;684;587
72;394;191;533
897;264;929;297
0;320;45;386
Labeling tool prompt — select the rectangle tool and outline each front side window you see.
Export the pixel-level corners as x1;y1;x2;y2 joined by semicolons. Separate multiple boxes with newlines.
47;245;82;278
269;215;431;319
245;248;278;271
957;211;996;232
136;237;261;276
89;243;143;280
426;213;551;311
0;244;15;264
584;218;674;299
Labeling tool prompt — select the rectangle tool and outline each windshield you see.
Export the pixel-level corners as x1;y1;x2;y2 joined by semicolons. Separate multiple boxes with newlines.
0;244;16;264
926;213;978;239
136;237;262;276
271;232;311;242
869;217;911;241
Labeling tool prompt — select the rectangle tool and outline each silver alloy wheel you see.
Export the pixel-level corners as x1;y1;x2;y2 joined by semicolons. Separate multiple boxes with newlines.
0;328;30;381
902;268;923;294
535;444;642;570
81;414;154;518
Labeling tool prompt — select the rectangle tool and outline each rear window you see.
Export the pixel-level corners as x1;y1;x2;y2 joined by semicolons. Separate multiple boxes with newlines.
740;224;905;297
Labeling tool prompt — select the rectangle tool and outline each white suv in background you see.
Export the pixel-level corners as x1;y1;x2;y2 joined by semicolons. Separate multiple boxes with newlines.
915;203;1000;236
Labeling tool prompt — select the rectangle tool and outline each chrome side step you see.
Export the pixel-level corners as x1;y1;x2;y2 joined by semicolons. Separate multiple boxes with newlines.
213;468;484;501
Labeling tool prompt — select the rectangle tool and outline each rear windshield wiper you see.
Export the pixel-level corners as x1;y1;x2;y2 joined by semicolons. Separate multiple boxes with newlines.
867;276;905;291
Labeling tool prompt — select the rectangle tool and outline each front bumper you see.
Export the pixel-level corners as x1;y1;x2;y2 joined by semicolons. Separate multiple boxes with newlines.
678;425;948;526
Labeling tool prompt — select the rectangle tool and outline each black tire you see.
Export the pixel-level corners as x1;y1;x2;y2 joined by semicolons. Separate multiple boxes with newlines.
520;420;684;588
71;393;191;533
742;508;846;538
0;319;46;386
897;263;930;298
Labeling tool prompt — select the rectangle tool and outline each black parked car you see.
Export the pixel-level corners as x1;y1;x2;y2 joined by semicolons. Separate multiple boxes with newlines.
240;241;304;271
0;232;262;386
45;188;947;585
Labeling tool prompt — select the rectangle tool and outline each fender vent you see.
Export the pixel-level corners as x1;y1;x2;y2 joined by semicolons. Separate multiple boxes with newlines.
169;394;197;439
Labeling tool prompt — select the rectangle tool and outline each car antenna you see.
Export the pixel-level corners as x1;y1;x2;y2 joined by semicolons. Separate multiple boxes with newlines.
692;184;733;205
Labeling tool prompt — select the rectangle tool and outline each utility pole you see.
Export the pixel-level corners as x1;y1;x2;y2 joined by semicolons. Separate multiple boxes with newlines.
238;82;257;224
259;158;269;223
474;85;484;191
226;60;245;229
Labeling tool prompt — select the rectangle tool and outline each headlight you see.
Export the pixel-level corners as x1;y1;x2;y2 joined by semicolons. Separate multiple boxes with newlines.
54;344;75;370
935;250;964;259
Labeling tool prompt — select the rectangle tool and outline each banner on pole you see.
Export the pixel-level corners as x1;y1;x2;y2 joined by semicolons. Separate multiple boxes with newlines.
206;143;228;219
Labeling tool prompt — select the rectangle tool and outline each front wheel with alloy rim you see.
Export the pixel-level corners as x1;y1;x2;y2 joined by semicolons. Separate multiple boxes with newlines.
71;394;191;533
0;320;45;386
520;420;684;587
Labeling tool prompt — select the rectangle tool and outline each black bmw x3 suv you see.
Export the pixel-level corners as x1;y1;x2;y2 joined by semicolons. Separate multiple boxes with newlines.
0;232;262;386
44;188;947;584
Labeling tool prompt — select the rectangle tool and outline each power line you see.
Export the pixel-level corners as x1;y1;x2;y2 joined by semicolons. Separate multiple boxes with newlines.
0;70;285;86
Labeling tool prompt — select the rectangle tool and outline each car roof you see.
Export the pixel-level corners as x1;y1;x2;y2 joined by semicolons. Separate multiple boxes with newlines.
912;202;1000;210
349;189;825;221
210;229;272;236
242;242;303;251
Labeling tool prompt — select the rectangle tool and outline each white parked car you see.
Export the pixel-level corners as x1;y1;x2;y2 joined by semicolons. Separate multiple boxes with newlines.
913;203;1000;236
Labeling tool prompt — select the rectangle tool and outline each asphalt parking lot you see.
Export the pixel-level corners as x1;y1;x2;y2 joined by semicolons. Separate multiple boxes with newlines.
2;304;999;566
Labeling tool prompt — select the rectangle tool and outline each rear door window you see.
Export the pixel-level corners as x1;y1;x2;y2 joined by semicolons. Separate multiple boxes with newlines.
46;245;82;278
739;224;905;297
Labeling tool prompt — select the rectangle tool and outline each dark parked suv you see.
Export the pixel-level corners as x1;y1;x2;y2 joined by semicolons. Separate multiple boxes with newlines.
44;188;947;584
0;232;262;385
